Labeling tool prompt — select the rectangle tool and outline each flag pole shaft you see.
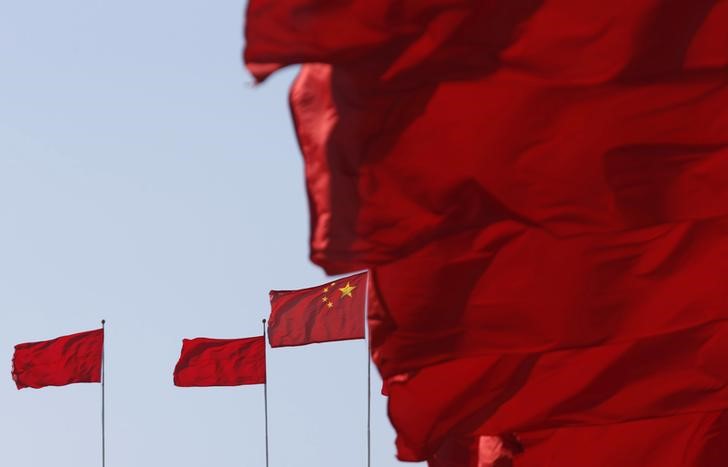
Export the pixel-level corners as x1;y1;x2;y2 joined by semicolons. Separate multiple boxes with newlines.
364;273;371;467
367;339;371;467
101;319;106;467
262;319;270;467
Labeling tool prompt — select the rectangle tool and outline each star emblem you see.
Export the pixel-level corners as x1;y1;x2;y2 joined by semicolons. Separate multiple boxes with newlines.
338;282;356;298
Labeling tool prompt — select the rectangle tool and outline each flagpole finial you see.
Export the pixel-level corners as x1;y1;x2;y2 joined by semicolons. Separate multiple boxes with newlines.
101;319;106;326
262;318;267;324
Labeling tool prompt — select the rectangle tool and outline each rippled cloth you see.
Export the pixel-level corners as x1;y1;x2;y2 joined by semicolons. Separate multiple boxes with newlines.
245;0;728;463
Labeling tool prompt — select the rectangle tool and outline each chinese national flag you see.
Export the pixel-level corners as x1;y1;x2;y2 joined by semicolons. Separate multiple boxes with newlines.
268;272;367;347
12;328;103;390
245;0;728;464
173;336;266;387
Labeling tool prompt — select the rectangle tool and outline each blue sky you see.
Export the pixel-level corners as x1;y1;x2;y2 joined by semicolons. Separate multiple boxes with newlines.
0;1;420;465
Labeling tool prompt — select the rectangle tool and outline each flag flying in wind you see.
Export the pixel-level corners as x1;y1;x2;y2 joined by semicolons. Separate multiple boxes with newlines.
268;271;367;347
12;328;104;390
428;411;728;467
245;0;728;465
173;336;266;387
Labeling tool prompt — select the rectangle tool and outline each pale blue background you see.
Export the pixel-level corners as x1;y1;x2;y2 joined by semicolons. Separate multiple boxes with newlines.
0;1;422;465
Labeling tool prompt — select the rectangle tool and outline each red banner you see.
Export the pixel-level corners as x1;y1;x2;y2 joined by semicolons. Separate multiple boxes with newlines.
13;328;103;390
173;336;266;387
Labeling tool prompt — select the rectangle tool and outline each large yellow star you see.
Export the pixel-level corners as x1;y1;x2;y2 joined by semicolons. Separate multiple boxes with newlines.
338;282;356;298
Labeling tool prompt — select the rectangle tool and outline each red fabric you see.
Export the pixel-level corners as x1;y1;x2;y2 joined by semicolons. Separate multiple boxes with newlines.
245;0;477;83
287;62;728;274
385;320;728;460
268;272;367;347
430;411;728;467
369;221;728;378
173;336;266;387
249;1;728;274
12;328;103;390
429;434;522;467
245;0;728;463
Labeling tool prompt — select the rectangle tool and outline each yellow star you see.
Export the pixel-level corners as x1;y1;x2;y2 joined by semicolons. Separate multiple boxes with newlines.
327;302;334;309
322;296;328;302
338;282;356;298
323;287;329;293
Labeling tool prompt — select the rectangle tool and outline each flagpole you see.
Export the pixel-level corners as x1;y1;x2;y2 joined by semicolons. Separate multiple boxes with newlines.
262;319;270;467
101;319;106;467
364;273;371;467
366;339;371;467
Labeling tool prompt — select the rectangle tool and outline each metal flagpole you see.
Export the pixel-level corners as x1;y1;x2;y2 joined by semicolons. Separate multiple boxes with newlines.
262;319;270;467
365;273;371;467
366;339;371;467
101;319;106;467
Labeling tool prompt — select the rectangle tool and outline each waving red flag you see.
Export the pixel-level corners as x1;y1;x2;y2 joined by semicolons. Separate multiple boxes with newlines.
268;272;367;347
12;328;103;390
173;336;265;387
429;410;727;467
245;0;728;464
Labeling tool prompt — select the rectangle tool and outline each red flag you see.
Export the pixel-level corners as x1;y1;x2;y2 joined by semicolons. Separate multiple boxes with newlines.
384;320;728;460
12;328;103;390
268;272;367;347
430;410;727;467
173;336;266;387
246;0;728;273
245;0;728;464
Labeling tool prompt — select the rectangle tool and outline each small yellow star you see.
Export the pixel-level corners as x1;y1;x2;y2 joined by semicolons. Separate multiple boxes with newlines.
322;296;329;302
327;302;334;309
339;282;356;298
323;287;329;293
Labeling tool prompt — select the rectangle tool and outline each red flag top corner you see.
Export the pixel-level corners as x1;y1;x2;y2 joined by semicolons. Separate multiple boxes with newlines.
173;336;266;387
268;271;367;347
12;328;104;390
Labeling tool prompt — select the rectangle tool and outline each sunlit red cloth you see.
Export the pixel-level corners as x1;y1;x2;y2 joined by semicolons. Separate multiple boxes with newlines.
268;272;367;347
245;0;728;464
173;336;265;387
429;410;728;467
12;328;103;390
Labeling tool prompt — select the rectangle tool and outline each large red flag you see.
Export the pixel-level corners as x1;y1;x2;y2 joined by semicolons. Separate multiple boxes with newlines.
173;336;266;387
12;328;104;390
383;320;728;459
429;410;728;467
267;272;367;347
245;0;728;464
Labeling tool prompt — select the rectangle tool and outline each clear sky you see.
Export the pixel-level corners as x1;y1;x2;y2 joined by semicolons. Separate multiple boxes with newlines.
0;1;421;465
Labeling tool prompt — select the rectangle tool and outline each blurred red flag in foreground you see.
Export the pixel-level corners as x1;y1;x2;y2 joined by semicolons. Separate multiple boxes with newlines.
268;271;367;347
173;336;265;387
12;328;103;390
429;410;728;467
245;0;728;464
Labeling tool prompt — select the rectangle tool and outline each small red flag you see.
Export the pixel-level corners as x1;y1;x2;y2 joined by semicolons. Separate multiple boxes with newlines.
268;272;367;347
173;336;266;387
12;328;104;390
